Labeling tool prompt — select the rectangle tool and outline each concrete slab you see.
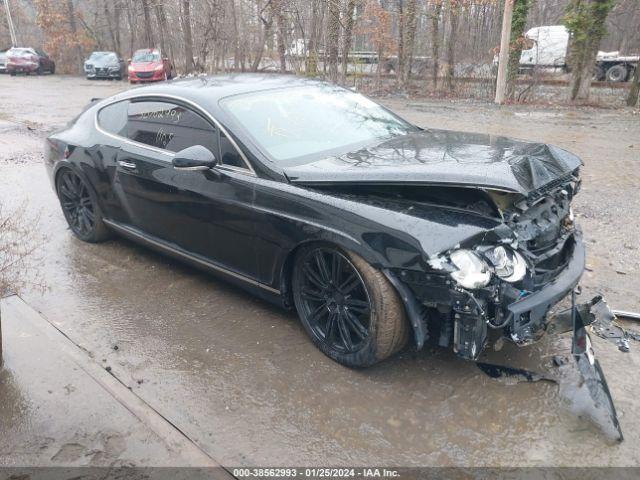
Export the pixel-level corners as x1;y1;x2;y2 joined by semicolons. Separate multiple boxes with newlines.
0;295;231;478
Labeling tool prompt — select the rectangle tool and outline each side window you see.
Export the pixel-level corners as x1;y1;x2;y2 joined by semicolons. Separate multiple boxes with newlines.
126;101;218;154
219;131;245;168
97;100;129;137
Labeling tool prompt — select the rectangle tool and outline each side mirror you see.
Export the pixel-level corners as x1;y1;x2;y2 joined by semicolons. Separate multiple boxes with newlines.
172;145;217;171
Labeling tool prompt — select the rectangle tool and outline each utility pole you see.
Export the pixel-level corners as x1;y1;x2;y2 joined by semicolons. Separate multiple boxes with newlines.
2;0;18;47
494;0;514;104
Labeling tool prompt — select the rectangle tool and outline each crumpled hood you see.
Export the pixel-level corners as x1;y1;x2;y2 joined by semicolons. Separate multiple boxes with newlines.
284;129;582;195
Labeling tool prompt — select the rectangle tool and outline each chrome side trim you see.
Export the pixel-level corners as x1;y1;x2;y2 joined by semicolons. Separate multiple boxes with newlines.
94;93;257;176
103;219;280;295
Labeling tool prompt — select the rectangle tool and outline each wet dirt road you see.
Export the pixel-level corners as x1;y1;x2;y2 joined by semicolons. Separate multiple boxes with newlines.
1;75;640;467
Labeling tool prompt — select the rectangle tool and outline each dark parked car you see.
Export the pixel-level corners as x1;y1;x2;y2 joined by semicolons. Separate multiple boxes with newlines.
128;48;173;83
45;75;585;368
0;50;7;73
6;47;55;75
84;51;126;80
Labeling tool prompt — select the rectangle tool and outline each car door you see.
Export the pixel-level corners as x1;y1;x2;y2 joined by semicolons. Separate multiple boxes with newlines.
112;98;260;278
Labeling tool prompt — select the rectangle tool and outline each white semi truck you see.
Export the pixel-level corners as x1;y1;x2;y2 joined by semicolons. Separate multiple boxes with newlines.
518;25;638;82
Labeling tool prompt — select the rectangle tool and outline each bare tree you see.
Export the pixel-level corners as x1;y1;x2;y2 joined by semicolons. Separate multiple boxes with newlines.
627;64;640;106
140;0;154;47
182;0;195;73
306;0;321;75
65;0;83;73
272;0;288;72
341;0;358;81
327;0;341;82
506;0;531;100
443;0;459;91
565;0;616;101
252;0;273;72
401;0;418;85
429;1;443;88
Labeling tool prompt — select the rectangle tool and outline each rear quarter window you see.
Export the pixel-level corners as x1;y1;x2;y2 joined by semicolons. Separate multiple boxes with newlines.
97;100;129;137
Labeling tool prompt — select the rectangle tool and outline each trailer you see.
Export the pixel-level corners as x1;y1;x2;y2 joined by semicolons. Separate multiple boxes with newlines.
518;25;639;82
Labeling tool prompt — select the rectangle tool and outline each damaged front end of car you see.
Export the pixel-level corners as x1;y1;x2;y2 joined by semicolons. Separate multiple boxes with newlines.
388;172;584;362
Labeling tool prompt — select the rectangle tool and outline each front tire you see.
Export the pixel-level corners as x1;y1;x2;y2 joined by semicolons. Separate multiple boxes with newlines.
292;244;408;367
56;169;111;243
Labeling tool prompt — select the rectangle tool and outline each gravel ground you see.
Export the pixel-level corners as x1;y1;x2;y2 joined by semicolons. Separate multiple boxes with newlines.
1;74;640;469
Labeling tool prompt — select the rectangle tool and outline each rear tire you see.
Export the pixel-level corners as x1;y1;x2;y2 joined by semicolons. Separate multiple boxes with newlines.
56;168;111;243
605;64;628;83
292;244;408;367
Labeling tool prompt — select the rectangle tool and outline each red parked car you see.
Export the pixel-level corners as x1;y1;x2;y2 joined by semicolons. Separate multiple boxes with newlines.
7;47;55;75
128;48;173;83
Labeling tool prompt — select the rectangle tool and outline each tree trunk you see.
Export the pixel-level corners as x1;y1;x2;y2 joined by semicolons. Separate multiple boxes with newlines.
430;2;442;89
272;0;287;73
125;0;136;55
396;0;404;84
154;5;166;58
252;1;272;72
566;0;615;102
340;0;357;82
495;0;514;104
444;0;459;92
401;0;418;85
65;0;83;74
104;1;117;52
140;0;154;48
627;65;640;106
306;0;320;75
113;1;122;55
327;0;341;82
182;0;195;73
506;0;530;100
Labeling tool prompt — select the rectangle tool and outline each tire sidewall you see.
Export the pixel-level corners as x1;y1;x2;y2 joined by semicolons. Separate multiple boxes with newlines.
292;243;382;368
606;65;627;82
55;168;106;243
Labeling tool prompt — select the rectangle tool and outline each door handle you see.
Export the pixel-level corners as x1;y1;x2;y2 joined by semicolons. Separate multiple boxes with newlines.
118;160;137;170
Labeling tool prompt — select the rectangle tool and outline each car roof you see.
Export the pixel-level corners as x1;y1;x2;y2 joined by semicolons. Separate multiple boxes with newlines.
113;74;328;106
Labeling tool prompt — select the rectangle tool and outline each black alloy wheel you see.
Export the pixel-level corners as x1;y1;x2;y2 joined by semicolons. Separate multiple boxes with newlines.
56;169;110;243
293;245;409;367
295;247;371;354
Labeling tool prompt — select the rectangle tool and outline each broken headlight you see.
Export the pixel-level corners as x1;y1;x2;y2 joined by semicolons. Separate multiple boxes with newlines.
449;249;492;289
483;246;527;282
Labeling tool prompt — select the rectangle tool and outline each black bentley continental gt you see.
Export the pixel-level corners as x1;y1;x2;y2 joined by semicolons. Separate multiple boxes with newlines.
45;75;585;367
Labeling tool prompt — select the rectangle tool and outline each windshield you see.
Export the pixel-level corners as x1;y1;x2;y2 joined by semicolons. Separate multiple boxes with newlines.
132;51;160;62
89;52;117;62
221;85;417;164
